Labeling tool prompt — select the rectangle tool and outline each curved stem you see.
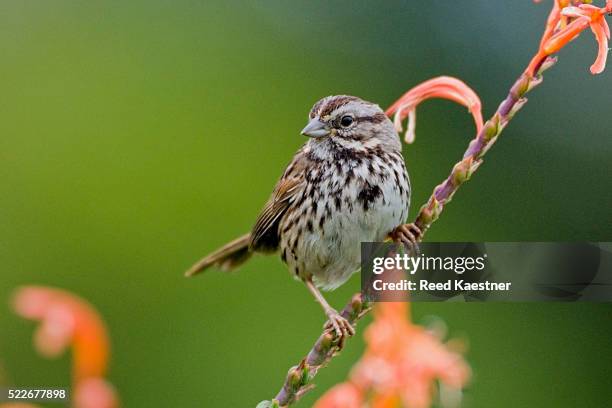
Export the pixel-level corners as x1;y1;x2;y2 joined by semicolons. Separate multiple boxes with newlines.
266;294;370;408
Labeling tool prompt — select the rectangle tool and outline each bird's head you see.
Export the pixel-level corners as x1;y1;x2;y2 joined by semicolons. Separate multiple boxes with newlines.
301;95;399;149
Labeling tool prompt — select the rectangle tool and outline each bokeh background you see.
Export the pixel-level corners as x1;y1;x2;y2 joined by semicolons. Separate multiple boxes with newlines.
1;1;611;406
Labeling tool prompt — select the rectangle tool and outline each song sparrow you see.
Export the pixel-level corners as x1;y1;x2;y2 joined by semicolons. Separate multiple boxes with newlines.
186;95;420;340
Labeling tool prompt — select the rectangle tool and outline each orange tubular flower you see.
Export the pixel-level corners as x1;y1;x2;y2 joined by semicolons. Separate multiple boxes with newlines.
11;286;119;408
385;77;483;144
315;303;470;408
530;1;612;75
553;4;611;74
533;1;570;46
314;383;363;408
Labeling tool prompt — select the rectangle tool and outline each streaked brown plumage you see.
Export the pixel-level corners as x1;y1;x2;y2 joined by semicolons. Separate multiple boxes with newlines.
186;95;420;339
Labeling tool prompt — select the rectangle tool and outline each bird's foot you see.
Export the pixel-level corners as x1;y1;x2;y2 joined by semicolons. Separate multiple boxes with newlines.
324;309;355;348
303;277;355;349
391;223;422;255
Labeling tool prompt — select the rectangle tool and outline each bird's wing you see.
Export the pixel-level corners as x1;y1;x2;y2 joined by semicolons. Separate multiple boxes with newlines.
249;153;307;253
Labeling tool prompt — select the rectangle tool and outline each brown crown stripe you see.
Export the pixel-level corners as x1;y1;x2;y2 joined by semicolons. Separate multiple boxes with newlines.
320;96;360;117
309;95;360;118
309;98;327;119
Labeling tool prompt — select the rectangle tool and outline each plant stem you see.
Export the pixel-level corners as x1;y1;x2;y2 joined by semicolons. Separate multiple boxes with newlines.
265;293;370;407
413;57;555;236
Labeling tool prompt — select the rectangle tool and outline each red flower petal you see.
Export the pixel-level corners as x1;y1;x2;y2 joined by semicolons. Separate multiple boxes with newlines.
12;286;110;382
386;77;483;144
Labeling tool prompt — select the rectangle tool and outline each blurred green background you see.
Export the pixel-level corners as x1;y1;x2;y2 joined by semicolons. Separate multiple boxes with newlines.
1;1;611;406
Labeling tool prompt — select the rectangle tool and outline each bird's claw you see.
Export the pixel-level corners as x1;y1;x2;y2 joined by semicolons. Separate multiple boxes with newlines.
324;310;355;348
391;223;422;255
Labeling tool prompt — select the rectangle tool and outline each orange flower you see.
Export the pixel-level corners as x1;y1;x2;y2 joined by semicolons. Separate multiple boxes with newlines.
385;77;483;144
531;1;612;75
74;378;120;408
313;383;362;408
537;0;569;48
11;286;119;408
315;303;470;408
553;4;611;74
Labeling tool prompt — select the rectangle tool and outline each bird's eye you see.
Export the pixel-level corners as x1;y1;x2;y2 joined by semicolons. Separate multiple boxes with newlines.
340;115;354;127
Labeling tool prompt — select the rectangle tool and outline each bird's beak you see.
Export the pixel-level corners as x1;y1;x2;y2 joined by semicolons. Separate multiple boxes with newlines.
301;118;330;138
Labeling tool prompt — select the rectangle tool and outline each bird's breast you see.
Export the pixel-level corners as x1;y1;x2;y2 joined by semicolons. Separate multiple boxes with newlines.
279;148;410;289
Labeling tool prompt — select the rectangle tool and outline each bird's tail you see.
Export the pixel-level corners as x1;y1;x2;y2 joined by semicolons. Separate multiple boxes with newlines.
184;233;252;277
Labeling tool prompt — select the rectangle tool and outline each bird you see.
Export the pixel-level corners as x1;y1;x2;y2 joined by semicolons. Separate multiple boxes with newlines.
185;95;421;340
